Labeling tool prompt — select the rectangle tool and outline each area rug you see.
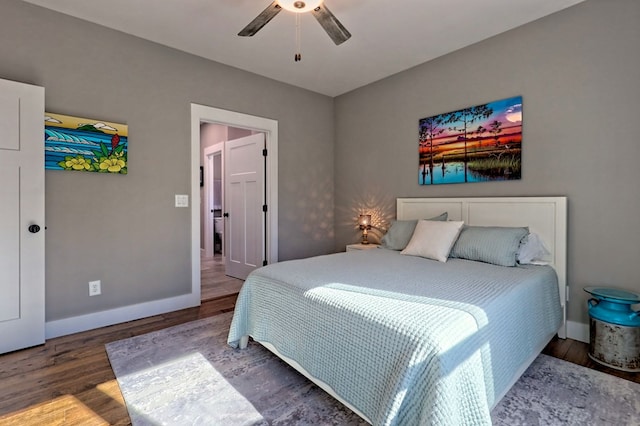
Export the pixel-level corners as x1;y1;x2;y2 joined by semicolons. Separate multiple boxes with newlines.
492;354;640;425
106;312;640;425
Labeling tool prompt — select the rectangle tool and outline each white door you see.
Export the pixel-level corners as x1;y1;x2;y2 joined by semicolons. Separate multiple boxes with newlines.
225;133;264;280
0;79;45;354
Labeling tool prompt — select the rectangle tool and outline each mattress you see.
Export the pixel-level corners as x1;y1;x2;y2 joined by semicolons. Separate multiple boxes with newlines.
228;248;562;425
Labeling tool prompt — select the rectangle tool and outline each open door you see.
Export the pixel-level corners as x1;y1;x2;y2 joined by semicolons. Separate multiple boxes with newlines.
224;133;265;280
0;79;45;354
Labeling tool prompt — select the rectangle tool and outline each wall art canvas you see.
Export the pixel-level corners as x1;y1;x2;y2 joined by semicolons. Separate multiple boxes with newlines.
44;112;128;174
418;96;522;185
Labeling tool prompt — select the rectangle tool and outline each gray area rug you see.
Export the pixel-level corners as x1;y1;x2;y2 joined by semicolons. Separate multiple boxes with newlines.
106;312;640;425
492;354;640;425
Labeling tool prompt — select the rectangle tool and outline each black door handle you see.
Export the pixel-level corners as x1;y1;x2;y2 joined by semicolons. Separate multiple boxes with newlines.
223;212;229;217
28;224;41;234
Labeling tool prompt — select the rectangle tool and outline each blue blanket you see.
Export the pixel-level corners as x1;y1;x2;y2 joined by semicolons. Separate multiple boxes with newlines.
228;249;562;425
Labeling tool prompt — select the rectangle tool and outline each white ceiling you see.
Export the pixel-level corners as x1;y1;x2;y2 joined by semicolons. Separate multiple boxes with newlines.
22;0;585;97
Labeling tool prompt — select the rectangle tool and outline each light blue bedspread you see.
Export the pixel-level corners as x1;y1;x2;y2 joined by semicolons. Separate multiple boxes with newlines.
228;248;562;426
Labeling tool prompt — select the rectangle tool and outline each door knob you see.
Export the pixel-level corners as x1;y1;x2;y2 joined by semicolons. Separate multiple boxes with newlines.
28;224;41;233
223;212;229;217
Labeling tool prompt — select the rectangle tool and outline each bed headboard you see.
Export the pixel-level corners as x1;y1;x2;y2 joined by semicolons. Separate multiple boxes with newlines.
397;197;567;338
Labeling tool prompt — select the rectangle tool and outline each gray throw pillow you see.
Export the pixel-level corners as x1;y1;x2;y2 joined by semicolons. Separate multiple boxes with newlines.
449;225;529;266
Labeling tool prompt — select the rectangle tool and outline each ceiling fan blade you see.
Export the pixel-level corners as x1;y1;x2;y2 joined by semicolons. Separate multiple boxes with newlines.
310;3;351;45
238;1;282;37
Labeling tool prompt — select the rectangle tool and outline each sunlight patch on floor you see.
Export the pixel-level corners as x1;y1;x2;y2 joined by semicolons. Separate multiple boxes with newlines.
96;379;125;406
0;394;108;426
120;352;264;424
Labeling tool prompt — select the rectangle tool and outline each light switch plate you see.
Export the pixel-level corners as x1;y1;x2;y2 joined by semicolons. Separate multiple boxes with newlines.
175;194;189;207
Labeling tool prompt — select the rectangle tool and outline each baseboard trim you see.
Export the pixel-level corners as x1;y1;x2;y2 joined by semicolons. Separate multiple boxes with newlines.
567;320;589;343
45;293;200;339
44;295;591;344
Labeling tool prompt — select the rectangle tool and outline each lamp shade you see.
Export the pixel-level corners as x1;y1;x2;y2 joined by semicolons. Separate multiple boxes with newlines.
359;214;371;228
277;0;323;13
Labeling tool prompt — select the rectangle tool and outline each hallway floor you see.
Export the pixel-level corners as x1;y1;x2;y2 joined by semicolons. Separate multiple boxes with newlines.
201;253;244;301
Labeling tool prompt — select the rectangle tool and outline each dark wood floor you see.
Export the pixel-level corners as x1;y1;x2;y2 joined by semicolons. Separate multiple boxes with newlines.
0;297;637;425
0;295;238;426
541;334;640;383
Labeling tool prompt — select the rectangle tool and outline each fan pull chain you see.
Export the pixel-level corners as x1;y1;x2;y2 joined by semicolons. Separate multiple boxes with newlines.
294;13;302;62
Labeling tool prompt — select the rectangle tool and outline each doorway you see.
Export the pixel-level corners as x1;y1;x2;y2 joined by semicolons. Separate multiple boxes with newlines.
190;104;278;303
201;138;233;300
200;127;257;300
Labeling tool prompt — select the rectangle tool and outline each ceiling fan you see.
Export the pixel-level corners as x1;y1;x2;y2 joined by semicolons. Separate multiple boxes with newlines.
238;0;351;46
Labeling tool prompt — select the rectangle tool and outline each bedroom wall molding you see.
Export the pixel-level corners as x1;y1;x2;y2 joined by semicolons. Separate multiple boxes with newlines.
44;288;590;343
567;320;589;343
45;292;198;339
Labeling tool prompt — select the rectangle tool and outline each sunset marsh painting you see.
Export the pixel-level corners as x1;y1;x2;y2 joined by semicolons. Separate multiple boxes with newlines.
419;96;522;185
44;113;128;174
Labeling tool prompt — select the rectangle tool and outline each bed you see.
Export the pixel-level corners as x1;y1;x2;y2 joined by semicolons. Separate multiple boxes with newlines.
228;197;567;425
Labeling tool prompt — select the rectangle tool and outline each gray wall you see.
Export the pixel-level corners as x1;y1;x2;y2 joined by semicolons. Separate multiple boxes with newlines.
1;0;335;322
334;0;640;325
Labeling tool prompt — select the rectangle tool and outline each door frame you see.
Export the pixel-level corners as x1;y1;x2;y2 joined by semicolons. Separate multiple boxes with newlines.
190;104;278;298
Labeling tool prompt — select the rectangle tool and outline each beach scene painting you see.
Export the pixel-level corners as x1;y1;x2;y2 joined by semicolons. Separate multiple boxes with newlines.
419;96;522;185
45;112;128;174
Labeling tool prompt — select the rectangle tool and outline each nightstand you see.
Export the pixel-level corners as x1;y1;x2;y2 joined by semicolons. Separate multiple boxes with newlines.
346;243;380;252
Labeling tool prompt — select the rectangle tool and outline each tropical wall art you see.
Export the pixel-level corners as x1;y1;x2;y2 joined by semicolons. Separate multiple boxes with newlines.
418;96;522;185
44;112;128;174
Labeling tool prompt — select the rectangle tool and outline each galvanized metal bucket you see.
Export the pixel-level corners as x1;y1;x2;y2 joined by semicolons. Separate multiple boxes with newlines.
585;287;640;372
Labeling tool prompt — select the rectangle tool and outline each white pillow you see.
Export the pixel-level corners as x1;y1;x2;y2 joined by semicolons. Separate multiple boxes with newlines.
401;220;465;262
517;232;552;265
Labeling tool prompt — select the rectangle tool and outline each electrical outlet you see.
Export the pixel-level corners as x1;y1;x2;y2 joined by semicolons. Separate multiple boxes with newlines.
89;280;101;296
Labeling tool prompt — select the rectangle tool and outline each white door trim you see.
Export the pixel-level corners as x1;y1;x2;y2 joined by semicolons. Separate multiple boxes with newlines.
191;104;278;299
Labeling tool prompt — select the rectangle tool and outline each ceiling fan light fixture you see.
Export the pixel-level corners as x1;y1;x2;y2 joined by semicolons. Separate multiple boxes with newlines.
276;0;323;13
